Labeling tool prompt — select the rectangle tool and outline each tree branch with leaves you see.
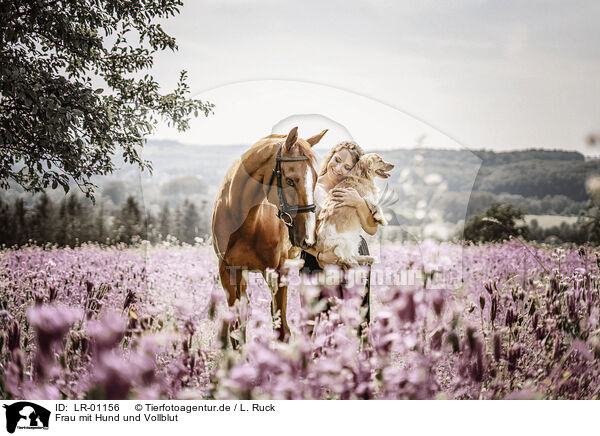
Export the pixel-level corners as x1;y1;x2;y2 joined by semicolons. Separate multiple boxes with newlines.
0;0;213;199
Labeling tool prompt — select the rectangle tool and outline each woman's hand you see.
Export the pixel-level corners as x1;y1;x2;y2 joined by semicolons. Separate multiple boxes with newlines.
331;187;378;235
317;250;339;267
331;187;362;208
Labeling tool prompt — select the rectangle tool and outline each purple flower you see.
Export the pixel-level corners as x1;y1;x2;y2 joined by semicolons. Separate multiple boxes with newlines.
396;291;416;323
93;352;133;400
86;312;127;353
431;291;445;316
430;328;444;351
493;333;502;361
507;344;522;372
8;321;21;352
123;289;136;310
27;305;81;354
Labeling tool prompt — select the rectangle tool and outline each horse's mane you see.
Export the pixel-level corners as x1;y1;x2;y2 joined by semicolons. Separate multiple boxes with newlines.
257;134;317;167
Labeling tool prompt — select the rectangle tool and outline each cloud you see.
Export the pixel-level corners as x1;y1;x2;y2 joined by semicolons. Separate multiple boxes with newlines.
148;1;600;153
150;80;464;150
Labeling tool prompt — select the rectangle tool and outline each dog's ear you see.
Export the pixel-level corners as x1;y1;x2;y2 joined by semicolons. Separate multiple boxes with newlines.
354;156;369;178
306;129;328;147
372;154;386;166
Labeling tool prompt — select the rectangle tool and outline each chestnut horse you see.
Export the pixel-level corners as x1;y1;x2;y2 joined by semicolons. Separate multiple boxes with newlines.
212;127;327;341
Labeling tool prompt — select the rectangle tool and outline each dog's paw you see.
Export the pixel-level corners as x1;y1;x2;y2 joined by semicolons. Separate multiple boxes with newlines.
336;258;355;270
372;206;387;226
356;255;375;265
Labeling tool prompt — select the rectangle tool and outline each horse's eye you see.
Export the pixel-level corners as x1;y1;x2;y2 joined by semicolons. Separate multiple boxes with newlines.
286;178;295;187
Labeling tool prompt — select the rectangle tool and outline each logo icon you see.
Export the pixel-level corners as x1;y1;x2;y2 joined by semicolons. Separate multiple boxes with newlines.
3;402;50;434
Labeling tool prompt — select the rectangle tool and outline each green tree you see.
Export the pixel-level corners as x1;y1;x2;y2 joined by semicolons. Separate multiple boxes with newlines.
113;196;143;243
94;203;107;243
580;176;600;244
30;192;56;243
158;202;171;239
463;203;527;242
197;199;211;239
102;180;127;206
181;199;199;244
144;208;158;243
0;198;13;245
68;194;93;243
580;206;600;244
56;198;70;246
56;194;93;245
0;0;213;197
173;204;183;242
13;198;28;245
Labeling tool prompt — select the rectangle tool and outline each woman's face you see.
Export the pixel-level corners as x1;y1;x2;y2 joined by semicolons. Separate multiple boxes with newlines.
326;149;355;184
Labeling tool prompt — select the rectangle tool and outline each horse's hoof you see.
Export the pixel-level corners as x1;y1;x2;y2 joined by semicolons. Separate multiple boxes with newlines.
277;329;291;342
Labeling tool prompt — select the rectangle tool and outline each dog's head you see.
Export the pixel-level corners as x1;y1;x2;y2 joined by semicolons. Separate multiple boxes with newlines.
354;153;394;179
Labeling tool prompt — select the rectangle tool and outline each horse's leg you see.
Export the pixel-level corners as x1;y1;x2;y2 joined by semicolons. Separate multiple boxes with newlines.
219;260;247;348
272;271;290;342
219;260;240;306
358;237;371;345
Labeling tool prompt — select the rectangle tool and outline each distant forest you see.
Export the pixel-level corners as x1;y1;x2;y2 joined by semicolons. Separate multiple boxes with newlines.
1;145;598;247
0;193;209;247
375;148;597;223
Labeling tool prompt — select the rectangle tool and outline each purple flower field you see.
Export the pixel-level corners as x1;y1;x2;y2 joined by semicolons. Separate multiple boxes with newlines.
1;240;599;399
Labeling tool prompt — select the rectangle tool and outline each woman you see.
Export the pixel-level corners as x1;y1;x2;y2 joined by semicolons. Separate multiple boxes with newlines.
300;141;385;324
301;140;384;271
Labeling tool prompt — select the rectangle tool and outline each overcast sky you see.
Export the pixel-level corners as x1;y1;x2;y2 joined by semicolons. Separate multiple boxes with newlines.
148;0;600;155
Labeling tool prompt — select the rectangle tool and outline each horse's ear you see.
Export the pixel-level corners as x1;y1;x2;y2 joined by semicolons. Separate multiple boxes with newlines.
284;126;299;152
306;129;328;147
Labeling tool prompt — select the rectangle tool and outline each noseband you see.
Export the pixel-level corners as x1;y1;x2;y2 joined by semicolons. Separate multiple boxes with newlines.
266;143;316;246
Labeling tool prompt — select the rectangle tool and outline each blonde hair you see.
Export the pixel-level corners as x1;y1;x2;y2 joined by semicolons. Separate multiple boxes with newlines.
319;141;365;177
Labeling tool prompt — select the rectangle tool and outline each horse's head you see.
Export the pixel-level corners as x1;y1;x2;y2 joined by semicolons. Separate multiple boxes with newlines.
276;126;327;249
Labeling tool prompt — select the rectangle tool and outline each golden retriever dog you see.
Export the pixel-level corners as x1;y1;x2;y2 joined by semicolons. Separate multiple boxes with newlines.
316;153;394;268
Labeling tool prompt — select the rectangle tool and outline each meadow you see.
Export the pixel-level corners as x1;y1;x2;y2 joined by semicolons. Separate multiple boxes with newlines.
1;239;599;400
524;215;579;228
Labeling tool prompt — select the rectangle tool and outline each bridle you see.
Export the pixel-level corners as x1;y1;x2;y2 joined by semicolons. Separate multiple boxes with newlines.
265;142;316;246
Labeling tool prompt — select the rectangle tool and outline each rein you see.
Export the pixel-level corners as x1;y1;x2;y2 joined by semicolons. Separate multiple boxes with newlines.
265;142;316;246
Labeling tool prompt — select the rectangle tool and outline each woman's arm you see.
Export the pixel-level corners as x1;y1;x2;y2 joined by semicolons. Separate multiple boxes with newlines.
354;198;379;236
331;188;380;236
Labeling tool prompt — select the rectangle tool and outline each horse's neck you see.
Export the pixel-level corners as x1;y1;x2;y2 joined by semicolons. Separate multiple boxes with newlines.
229;141;278;222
